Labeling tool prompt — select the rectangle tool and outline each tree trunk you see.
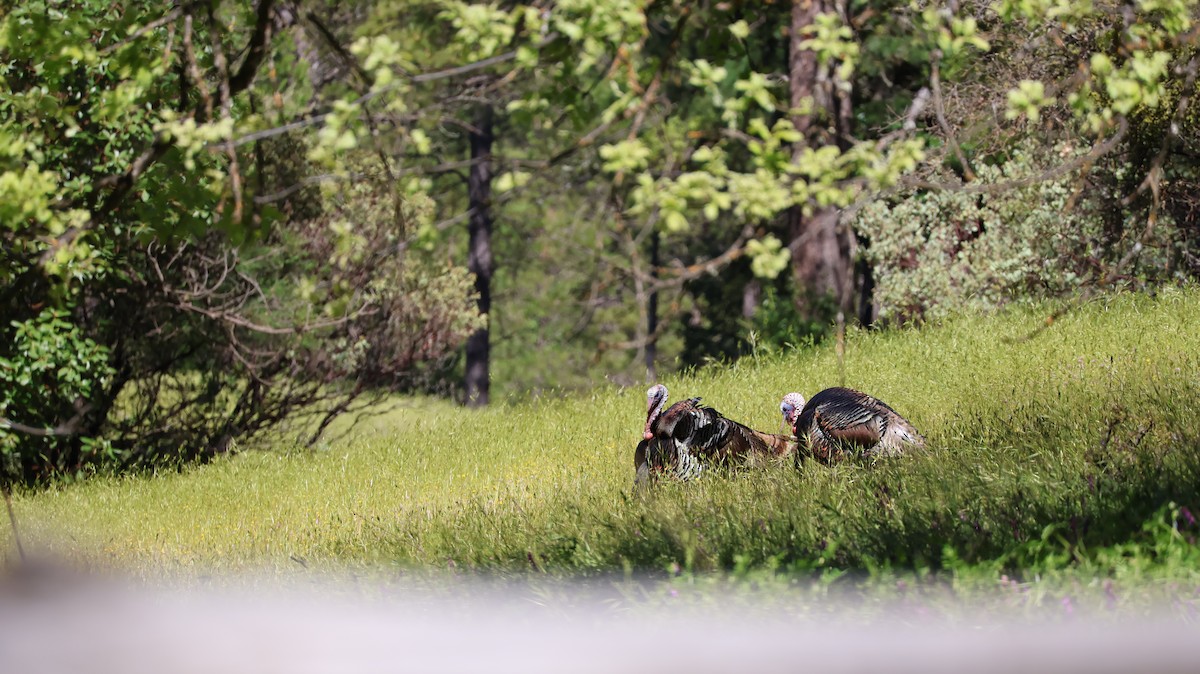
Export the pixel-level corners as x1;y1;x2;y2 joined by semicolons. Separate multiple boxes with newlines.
787;0;856;319
465;105;493;407
789;0;822;139
645;229;659;383
786;207;854;315
856;254;878;326
282;8;341;101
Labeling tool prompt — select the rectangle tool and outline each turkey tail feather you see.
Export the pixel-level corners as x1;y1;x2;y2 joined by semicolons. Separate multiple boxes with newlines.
747;428;794;457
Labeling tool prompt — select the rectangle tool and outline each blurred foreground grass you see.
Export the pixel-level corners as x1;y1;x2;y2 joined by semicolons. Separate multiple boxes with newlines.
6;290;1200;598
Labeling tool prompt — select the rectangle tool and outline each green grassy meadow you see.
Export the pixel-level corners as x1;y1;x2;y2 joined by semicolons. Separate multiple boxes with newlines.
7;289;1200;597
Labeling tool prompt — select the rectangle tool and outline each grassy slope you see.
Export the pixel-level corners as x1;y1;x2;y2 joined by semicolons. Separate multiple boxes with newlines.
7;289;1200;578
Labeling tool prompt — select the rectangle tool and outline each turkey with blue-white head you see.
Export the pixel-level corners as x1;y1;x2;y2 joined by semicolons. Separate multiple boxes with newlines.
634;384;792;487
780;387;924;464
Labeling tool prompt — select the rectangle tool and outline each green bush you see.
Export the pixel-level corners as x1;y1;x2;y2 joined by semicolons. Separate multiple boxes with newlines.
0;1;481;484
854;145;1130;323
0;310;115;481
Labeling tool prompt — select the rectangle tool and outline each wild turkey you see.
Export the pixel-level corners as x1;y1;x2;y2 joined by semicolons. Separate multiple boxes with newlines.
635;384;792;486
780;387;925;463
633;435;704;487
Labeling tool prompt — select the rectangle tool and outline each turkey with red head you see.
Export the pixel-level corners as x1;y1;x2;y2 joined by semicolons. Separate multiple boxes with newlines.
634;384;792;487
780;387;924;464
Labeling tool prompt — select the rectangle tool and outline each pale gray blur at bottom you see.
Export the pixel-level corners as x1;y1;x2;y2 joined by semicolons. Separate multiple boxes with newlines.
0;571;1197;674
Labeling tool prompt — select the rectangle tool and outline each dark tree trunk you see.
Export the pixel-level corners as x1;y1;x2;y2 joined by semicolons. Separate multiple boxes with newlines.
789;0;821;139
787;0;856;319
465;105;494;407
856;253;877;327
645;229;660;382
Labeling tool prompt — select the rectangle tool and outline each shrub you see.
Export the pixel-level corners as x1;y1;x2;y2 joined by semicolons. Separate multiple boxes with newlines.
853;144;1176;323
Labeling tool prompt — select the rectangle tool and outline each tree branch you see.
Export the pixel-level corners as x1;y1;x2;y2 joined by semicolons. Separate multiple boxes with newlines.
214;33;560;150
0;402;94;438
99;6;183;55
411;34;558;84
229;0;277;92
89;0;277;226
930;53;974;181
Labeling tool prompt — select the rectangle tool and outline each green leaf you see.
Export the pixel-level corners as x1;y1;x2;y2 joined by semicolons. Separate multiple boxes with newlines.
745;235;791;279
663;210;688;232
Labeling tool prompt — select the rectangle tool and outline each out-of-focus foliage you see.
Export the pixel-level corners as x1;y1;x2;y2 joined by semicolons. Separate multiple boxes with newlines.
0;0;480;484
856;145;1113;322
368;0;1198;386
852;0;1199;322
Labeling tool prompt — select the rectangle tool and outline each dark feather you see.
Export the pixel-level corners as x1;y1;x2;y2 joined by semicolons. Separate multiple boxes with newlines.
639;394;793;483
793;387;924;463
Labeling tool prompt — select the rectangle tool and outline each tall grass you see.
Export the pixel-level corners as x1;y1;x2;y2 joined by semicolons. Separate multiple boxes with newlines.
6;289;1200;579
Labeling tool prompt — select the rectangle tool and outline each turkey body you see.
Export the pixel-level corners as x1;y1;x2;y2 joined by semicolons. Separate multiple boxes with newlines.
636;386;792;487
783;387;924;464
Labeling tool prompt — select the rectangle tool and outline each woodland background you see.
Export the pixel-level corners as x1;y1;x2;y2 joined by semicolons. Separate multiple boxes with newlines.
1;0;1198;483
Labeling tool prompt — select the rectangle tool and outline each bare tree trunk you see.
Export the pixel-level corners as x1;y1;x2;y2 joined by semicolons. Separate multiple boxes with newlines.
787;208;855;313
856;255;878;326
282;7;341;101
465;105;493;407
789;0;821;139
787;0;855;319
645;229;659;382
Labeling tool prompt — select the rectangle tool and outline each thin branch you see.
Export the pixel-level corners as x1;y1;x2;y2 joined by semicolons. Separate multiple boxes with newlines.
229;0;277;92
654;225;755;284
168;295;376;335
1;417;74;437
438;116;484;136
100;6;183;55
215;34;559;150
930;51;975;181
303;9;395;181
411;156;488;174
223;113;330;148
873;86;930;150
182;10;214;122
429;208;474;232
411;34;558;83
0;403;95;438
909;118;1127;195
49;135;177;264
3;485;24;563
252;172;362;204
304;11;372;85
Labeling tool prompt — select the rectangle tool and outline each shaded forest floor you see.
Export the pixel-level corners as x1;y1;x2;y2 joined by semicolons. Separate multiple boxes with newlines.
7;288;1200;614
